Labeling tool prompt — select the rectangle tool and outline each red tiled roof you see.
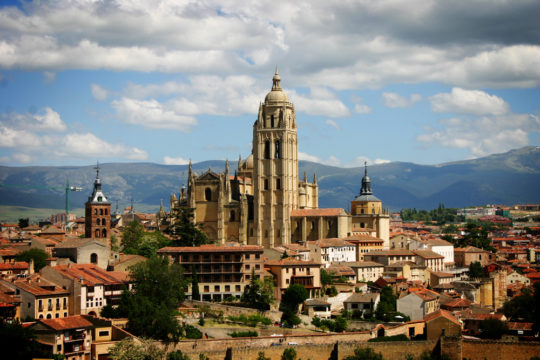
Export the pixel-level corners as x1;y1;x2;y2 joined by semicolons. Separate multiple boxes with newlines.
53;264;130;286
0;261;29;271
344;234;384;242
290;208;345;217
12;276;69;296
507;322;533;331
424;309;461;325
444;298;472;308
158;244;263;253
40;315;93;330
265;258;321;266
307;238;352;248
413;250;444;259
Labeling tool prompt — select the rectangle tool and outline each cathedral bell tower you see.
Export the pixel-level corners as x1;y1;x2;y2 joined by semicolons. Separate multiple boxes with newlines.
252;69;298;247
85;163;111;247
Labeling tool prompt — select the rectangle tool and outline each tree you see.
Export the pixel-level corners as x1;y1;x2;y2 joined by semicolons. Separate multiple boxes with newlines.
167;206;210;247
114;256;188;342
16;248;49;272
167;350;191;360
280;284;308;326
281;250;289;259
257;351;271;360
479;318;508;339
241;269;274;311
109;338;165;360
343;347;383;360
191;266;200;301
281;347;297;360
468;261;485;279
375;286;396;321
122;220;145;253
18;218;29;228
503;282;540;333
320;268;333;290
0;321;49;360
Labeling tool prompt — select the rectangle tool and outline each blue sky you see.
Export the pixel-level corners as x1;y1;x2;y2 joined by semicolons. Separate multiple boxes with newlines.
1;1;539;168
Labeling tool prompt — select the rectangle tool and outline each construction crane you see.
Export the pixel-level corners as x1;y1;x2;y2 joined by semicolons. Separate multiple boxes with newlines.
0;180;83;228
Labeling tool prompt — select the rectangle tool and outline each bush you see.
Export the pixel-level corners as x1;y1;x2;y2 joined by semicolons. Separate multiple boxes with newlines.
184;325;202;339
198;317;205;326
229;330;258;337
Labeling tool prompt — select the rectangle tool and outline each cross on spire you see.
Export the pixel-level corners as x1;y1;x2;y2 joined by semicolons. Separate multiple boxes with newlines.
94;161;100;179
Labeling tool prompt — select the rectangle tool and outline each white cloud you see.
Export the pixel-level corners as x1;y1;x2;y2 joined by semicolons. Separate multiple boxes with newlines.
325;119;341;131
298;152;341;166
43;71;55;83
350;95;371;114
111;97;197;131
58;133;148;160
429;88;509;115
1;107;67;132
91;84;110;101
345;156;391;167
382;92;422;108
289;87;350;118
417;112;540;157
12;153;33;163
163;156;189;165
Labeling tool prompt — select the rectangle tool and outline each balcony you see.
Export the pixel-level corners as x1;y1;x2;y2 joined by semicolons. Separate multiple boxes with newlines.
64;334;85;343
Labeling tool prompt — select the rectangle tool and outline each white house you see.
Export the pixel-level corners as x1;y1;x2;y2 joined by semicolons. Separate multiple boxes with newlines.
306;238;356;267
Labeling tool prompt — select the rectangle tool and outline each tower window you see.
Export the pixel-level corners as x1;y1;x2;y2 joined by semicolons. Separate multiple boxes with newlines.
264;179;269;190
230;210;235;221
100;209;103;215
264;140;270;159
361;223;365;228
102;229;107;237
96;218;100;225
98;196;103;202
205;188;212;201
271;115;274;128
275;140;280;159
95;229;100;238
276;178;281;189
361;209;364;214
105;209;108;215
90;253;98;264
250;228;254;236
94;209;97;215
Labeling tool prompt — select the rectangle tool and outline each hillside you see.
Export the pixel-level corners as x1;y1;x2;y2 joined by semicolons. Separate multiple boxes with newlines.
1;146;539;220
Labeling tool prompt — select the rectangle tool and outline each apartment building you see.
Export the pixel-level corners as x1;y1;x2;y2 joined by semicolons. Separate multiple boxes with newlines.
158;244;264;301
265;257;322;300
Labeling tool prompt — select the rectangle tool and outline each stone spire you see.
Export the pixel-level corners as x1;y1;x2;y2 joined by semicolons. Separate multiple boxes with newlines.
88;161;109;204
313;172;317;184
272;67;281;90
360;162;373;195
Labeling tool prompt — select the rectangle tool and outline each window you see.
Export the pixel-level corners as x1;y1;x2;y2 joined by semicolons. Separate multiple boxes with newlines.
264;140;270;159
255;254;260;259
96;218;100;225
246;265;250;270
265;230;268;238
90;253;98;264
104;208;108;215
55;313;59;318
361;223;365;228
46;314;52;319
64;312;67;317
235;285;241;291
94;209;97;215
99;330;110;337
250;228;254;236
271;115;274;128
102;229;107;237
95;229;100;238
286;279;290;284
276;178;281;189
205;188;212;201
361;209;364;214
57;345;62;352
264;179;269;190
275;140;280;159
225;285;230;292
204;286;209;293
214;285;220;292
100;209;103;215
230;210;235;221
277;229;281;238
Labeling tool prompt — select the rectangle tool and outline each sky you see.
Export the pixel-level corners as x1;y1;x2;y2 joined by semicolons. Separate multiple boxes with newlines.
0;0;539;168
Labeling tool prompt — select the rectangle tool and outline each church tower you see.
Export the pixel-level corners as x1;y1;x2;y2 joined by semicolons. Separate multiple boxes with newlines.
252;69;298;247
85;163;111;247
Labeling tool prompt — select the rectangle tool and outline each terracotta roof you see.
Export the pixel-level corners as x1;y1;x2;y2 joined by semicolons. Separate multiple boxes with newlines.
427;238;453;246
365;250;415;256
265;258;321;266
413;250;444;259
40;226;64;234
11;276;69;296
158;244;263;253
305;298;330;306
327;264;355;276
55;238;103;249
53;264;130;286
443;298;472;308
454;246;485;253
344;234;384;242
307;238;353;248
507;322;533;331
290;208;346;217
281;243;309;252
0;261;29;271
40;315;93;331
424;309;461;325
0;249;20;257
344;292;379;303
32;236;58;246
342;261;384;268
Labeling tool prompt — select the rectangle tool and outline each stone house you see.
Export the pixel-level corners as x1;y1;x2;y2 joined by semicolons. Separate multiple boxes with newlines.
397;290;440;321
265;257;322;300
424;309;462;340
53;238;111;269
342;261;384;282
343;292;380;318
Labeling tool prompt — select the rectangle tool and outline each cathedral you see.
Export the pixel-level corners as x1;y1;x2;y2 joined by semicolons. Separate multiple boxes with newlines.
166;70;389;249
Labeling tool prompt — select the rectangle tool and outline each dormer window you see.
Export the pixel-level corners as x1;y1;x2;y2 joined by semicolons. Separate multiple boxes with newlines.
97;196;103;202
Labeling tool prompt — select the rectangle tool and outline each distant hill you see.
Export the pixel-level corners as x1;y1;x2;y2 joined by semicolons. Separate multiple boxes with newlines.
1;146;539;219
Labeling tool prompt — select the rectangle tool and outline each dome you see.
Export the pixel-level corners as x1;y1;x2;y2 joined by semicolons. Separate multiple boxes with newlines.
264;68;289;103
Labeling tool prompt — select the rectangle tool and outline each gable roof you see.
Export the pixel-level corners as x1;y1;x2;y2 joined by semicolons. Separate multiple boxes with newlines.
424;309;461;325
40;315;93;331
344;292;379;304
55;237;106;249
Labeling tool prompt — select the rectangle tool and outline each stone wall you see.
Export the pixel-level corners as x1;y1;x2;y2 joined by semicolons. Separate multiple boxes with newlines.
462;339;540;360
187;300;282;322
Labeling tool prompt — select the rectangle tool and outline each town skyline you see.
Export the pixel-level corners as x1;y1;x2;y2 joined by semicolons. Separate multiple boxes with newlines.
1;1;540;167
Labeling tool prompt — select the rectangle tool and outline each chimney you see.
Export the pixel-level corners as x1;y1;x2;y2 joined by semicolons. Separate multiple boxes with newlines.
29;259;35;275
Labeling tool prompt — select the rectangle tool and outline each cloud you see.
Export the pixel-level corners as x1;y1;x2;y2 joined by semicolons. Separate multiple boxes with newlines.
417;111;540;157
429;88;509;115
382;92;422;108
289;87;350;118
111;97;197;131
43;71;55;83
325;119;341;131
57;133;148;160
1;107;67;132
163;156;189;165
345;156;390;168
350;95;371;114
91;84;110;101
298;152;341;166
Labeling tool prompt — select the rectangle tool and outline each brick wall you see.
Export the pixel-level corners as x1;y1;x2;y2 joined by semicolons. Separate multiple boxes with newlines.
462;339;540;360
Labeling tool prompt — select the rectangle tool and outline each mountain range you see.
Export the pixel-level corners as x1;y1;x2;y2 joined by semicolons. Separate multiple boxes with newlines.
1;146;539;217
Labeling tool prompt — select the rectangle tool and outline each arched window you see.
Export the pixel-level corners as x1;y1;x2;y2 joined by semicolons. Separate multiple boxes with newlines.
95;229;100;238
205;188;212;201
96;218;100;225
264;140;270;159
39;314;43;319
230;210;235;222
264;179;269;190
102;219;106;226
100;209;103;215
250;228;254;237
94;209;97;215
90;253;98;264
276;178;281;190
102;229;107;238
105;208;108;215
46;313;52;319
271;115;274;128
275;140;280;159
372;208;375;214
